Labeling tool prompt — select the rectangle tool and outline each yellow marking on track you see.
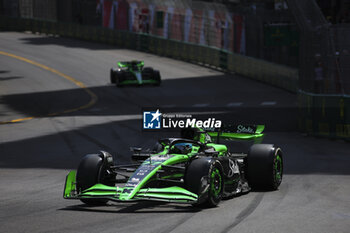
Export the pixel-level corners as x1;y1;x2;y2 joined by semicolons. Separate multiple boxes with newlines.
0;51;98;124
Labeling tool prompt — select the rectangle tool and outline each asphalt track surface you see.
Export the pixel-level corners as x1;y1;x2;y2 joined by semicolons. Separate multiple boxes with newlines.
1;32;350;233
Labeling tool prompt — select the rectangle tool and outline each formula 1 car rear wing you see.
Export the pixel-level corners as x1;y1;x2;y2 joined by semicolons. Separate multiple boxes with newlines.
207;124;264;141
181;125;265;144
117;61;144;68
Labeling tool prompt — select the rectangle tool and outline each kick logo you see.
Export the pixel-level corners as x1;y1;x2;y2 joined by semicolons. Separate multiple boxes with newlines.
143;109;162;129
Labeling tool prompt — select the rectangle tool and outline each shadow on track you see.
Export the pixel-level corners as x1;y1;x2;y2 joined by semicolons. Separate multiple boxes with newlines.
1;69;349;175
59;201;201;214
0;76;23;81
0;70;23;81
1;115;350;176
0;74;297;128
20;36;117;50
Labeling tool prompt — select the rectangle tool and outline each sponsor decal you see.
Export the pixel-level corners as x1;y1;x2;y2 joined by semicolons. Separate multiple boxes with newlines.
236;125;255;134
163;118;221;128
143;109;162;129
122;188;133;193
125;156;170;188
143;109;222;130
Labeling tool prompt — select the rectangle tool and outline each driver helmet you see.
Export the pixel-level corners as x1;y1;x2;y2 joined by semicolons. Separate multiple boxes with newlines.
170;142;193;154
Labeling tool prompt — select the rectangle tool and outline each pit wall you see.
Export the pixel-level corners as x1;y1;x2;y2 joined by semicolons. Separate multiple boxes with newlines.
2;16;348;139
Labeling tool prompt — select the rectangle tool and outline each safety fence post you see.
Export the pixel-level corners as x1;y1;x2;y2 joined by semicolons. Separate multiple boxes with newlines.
148;35;155;54
205;47;213;66
140;34;149;52
344;98;350;141
180;42;189;61
219;50;228;70
107;29;113;45
335;97;349;139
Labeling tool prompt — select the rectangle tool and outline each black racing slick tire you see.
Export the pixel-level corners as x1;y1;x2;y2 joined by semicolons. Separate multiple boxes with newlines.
246;144;283;190
115;71;124;87
185;158;224;207
76;154;110;205
143;67;154;73
153;70;161;86
110;69;116;84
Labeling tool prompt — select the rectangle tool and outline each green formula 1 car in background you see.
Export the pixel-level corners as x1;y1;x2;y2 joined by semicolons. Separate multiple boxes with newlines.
64;125;283;207
110;60;161;87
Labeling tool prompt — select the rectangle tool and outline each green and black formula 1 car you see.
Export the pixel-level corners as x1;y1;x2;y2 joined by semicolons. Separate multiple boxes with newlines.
110;60;161;87
63;125;283;207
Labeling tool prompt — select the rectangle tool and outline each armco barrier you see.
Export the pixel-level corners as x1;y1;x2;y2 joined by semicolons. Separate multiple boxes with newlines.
298;91;350;140
0;15;298;92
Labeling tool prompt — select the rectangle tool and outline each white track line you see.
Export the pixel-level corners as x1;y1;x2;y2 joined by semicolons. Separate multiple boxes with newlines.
261;101;276;106
226;102;243;107
193;103;210;107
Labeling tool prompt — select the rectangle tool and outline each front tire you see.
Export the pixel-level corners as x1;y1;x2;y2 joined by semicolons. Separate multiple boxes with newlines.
246;144;283;190
115;71;124;87
76;154;110;205
185;158;224;207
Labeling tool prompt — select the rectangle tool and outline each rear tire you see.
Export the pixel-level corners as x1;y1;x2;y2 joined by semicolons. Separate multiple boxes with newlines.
185;158;223;207
153;70;161;86
110;69;116;84
76;154;109;205
143;67;154;73
246;144;283;190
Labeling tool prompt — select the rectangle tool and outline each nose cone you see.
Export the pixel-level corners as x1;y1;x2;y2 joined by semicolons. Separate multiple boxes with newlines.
135;72;142;84
119;187;135;200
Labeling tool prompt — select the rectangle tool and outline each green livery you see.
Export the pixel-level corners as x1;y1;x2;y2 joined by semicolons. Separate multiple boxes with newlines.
110;60;161;87
64;125;283;207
